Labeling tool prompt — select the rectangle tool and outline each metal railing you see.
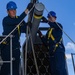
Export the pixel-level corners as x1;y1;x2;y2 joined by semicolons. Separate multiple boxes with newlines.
71;53;75;75
0;35;13;75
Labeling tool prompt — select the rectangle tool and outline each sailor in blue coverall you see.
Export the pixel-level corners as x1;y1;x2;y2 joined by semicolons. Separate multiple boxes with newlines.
38;11;68;75
0;1;33;75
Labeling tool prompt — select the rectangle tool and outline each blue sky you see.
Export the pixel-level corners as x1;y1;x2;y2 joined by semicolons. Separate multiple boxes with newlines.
0;0;75;75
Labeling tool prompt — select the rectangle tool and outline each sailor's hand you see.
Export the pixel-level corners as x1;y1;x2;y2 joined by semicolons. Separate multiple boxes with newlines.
41;16;48;23
27;3;33;11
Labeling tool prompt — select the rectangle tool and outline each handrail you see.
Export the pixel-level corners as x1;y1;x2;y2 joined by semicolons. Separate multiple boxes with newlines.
0;35;13;75
71;53;75;75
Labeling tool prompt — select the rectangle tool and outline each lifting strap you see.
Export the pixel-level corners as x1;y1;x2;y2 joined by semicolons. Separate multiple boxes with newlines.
34;14;42;19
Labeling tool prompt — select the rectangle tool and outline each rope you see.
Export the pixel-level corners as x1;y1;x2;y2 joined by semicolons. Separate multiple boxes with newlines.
24;25;39;75
29;27;39;75
25;26;29;75
45;7;75;44
0;4;35;44
24;2;39;75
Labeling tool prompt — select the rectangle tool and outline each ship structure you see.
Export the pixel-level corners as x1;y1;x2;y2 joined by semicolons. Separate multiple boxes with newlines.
0;0;75;75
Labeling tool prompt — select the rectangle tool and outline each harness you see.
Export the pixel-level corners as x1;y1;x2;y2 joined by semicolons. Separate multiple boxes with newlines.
1;16;21;45
47;28;62;52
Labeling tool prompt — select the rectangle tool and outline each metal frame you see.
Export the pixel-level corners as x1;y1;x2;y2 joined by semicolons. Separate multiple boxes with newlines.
0;35;13;75
71;53;75;75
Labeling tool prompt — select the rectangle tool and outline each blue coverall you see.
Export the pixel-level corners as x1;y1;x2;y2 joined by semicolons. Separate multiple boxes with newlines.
0;12;27;75
40;22;68;75
47;22;68;75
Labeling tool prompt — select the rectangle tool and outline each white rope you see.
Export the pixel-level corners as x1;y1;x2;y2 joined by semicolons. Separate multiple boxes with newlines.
24;22;39;75
24;3;36;75
0;4;35;44
25;26;29;75
45;7;75;44
24;3;39;75
29;27;39;75
24;26;39;75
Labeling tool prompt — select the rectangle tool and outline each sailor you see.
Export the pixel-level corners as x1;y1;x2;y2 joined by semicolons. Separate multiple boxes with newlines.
38;11;68;75
0;1;33;75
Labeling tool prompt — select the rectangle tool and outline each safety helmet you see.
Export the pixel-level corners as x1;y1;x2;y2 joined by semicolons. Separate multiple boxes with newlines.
6;1;17;10
47;11;57;18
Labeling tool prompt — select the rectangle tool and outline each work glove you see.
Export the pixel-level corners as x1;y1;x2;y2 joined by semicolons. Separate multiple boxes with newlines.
27;3;33;11
41;16;48;23
37;30;43;38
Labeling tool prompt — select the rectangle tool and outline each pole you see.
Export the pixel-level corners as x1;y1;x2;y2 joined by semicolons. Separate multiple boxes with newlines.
31;2;45;43
10;35;13;75
71;53;75;75
22;0;37;75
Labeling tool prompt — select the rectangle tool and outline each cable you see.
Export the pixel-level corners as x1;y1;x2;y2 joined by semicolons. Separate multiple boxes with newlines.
24;25;29;75
0;4;35;45
23;2;39;75
24;2;39;74
45;7;75;44
29;27;39;75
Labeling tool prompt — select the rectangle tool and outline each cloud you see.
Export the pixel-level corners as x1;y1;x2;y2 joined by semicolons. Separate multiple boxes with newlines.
65;42;75;51
66;54;71;60
66;54;72;65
